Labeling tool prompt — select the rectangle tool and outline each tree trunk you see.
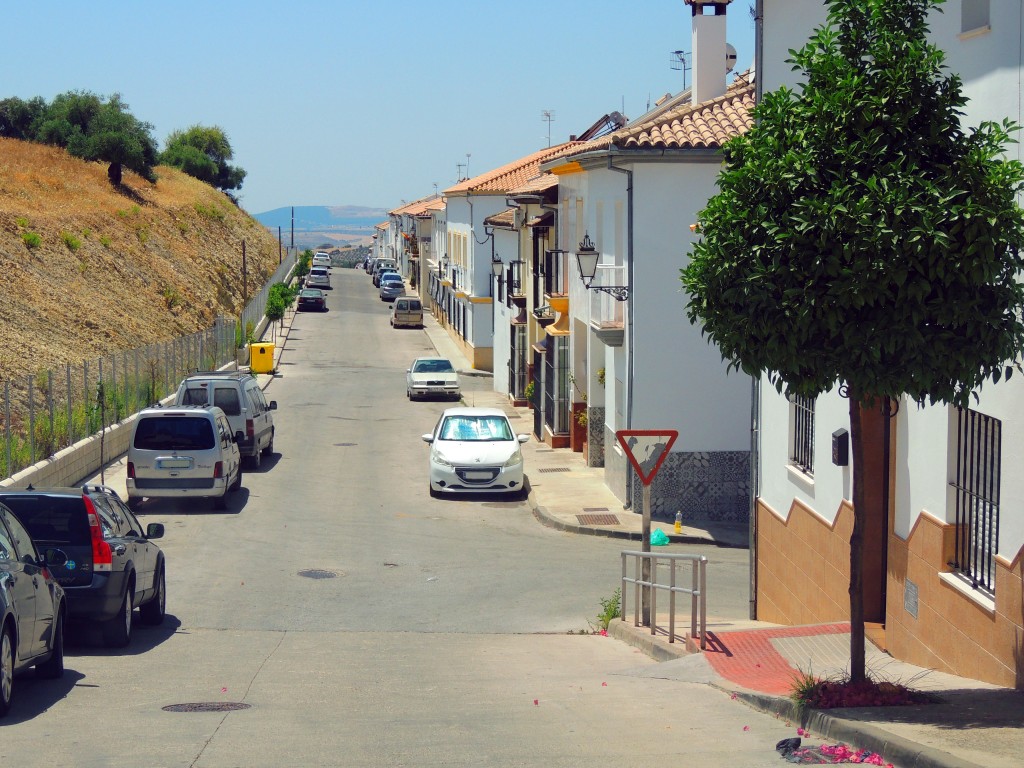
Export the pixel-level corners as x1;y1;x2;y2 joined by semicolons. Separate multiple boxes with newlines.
848;393;866;683
107;162;122;186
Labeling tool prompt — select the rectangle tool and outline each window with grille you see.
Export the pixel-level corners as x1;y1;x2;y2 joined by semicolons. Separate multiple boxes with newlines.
789;394;815;476
950;407;1000;594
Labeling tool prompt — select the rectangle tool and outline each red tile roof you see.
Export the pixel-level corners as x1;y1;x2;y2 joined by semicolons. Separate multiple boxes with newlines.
613;75;754;149
445;142;584;195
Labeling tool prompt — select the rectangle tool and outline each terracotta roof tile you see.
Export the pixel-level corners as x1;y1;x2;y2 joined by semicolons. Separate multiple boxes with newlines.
613;75;755;150
375;221;390;230
445;142;584;195
508;173;558;196
389;193;445;216
484;208;516;228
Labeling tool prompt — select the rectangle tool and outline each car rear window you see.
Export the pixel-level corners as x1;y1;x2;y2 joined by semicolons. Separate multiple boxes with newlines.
134;416;216;450
1;495;91;546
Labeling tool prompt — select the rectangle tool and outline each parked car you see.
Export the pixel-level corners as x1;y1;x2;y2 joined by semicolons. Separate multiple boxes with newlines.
297;288;327;312
0;485;165;650
374;267;399;288
306;266;331;290
379;275;406;301
422;407;529;498
0;501;67;716
312;253;332;270
127;406;243;510
174;370;276;468
372;259;397;284
407;357;460;401
390;296;424;328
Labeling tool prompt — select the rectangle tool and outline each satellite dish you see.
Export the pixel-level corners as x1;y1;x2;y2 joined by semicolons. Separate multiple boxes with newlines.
725;43;738;72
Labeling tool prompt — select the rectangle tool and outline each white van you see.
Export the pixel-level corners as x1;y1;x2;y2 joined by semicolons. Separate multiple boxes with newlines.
390;296;424;328
174;371;277;468
126;406;242;510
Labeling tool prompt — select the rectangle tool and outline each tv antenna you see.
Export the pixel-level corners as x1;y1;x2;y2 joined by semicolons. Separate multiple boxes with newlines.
456;162;465;181
541;110;556;147
466;153;471;179
669;50;690;90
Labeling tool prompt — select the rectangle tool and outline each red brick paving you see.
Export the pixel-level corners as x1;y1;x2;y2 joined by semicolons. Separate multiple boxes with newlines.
703;623;851;695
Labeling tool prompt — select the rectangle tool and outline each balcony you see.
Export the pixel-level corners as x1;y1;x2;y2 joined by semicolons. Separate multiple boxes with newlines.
588;265;626;346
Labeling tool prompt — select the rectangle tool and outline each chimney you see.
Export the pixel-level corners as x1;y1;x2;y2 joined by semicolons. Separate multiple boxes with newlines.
684;0;731;105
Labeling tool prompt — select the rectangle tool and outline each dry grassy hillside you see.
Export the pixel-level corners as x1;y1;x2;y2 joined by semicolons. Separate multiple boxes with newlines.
0;137;280;384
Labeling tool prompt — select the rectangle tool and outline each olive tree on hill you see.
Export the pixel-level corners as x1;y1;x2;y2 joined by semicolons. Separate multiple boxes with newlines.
681;0;1024;682
162;125;246;193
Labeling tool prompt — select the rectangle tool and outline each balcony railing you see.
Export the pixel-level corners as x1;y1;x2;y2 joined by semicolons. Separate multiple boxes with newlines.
543;249;569;297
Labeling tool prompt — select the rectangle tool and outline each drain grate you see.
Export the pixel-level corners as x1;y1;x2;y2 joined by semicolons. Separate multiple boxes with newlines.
583;507;609;512
577;513;620;526
537;467;571;473
333;442;357;447
163;702;251;713
298;569;340;579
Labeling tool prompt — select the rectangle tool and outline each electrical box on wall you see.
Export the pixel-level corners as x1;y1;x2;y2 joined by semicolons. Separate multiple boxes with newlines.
832;428;849;466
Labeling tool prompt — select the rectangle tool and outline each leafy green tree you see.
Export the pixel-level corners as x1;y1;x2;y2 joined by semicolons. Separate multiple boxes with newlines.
0;96;47;139
681;0;1024;682
162;125;246;192
32;91;158;185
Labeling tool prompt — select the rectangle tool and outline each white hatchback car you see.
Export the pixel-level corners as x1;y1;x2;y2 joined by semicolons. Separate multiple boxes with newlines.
422;407;529;498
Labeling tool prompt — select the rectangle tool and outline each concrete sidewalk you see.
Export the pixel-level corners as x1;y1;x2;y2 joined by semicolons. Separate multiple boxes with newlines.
420;314;1023;768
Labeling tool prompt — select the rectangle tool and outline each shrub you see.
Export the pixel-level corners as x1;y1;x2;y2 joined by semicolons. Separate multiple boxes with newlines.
60;231;81;251
99;235;111;248
22;231;41;248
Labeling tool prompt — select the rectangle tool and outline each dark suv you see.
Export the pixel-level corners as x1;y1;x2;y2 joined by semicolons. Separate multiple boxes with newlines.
0;485;166;648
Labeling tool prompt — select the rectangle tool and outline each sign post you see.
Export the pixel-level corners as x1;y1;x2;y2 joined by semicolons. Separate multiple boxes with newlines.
616;429;678;626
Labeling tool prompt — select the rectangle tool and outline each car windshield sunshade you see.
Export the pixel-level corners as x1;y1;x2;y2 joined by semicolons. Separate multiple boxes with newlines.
440;416;513;441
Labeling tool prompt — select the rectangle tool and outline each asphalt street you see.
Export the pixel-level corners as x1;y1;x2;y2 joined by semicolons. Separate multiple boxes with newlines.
0;269;821;767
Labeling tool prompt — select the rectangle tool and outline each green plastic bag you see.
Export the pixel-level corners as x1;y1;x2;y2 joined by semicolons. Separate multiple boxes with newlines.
651;529;670;546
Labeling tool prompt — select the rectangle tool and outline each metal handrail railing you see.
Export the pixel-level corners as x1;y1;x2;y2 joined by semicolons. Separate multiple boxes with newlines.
620;550;708;649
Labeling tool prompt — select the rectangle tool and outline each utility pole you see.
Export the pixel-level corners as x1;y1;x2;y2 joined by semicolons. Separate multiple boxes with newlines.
290;207;295;250
242;239;248;307
278;226;282;265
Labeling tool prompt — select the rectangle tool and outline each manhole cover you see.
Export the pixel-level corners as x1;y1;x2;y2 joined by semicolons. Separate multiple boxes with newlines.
537;467;571;473
333;442;357;447
577;514;620;526
298;569;340;579
163;702;251;713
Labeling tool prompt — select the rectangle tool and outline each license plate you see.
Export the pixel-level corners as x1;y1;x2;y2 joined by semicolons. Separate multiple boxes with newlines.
464;471;492;480
157;458;192;469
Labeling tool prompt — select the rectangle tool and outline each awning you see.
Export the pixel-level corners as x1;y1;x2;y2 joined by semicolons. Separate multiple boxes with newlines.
526;211;554;228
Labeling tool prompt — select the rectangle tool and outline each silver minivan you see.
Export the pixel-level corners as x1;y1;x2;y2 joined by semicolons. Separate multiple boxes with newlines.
127;406;243;510
174;371;277;468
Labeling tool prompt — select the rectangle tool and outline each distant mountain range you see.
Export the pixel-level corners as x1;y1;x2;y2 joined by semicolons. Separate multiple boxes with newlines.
252;205;388;231
252;205;389;249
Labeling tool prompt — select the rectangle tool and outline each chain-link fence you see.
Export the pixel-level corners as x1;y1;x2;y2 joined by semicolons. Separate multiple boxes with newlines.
1;249;298;481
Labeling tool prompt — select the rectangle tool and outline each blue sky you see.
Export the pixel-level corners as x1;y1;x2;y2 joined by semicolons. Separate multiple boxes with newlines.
5;1;755;215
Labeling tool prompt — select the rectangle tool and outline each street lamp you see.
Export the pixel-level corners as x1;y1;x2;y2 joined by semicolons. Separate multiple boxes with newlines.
490;253;504;278
575;232;629;302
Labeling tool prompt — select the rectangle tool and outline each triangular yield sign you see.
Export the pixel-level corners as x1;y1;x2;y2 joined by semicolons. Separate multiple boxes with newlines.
616;430;679;486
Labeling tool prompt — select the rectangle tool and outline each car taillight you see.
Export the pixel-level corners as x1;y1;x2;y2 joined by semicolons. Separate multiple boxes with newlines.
214;461;224;478
127;461;136;479
84;496;112;573
246;419;255;439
